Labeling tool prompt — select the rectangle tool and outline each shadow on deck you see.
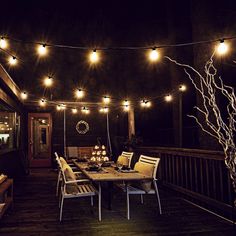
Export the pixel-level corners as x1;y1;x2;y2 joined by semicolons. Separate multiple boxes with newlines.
0;168;235;236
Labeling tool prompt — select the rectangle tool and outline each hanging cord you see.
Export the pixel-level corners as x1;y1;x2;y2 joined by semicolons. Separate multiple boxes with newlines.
106;112;112;157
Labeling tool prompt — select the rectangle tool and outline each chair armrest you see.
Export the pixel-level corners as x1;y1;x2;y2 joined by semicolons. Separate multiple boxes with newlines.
65;179;90;184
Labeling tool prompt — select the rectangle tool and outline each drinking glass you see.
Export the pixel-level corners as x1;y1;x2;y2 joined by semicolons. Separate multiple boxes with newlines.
117;161;123;171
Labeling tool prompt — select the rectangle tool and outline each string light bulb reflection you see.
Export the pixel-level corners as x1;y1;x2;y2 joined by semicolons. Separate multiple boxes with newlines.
37;44;48;56
8;56;17;66
89;49;99;63
75;89;85;99
0;37;8;49
20;91;28;100
149;48;159;61
216;40;228;55
165;94;173;102
44;76;53;87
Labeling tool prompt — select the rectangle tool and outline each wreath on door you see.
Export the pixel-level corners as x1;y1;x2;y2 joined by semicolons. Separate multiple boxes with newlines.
76;120;89;134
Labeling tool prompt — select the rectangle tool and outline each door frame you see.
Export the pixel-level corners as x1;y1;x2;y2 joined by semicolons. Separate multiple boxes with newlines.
28;113;52;167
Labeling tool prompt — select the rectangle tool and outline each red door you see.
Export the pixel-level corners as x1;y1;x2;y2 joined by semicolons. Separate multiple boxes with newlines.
28;113;52;167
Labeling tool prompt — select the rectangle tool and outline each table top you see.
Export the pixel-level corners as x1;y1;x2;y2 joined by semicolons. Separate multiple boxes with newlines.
73;161;152;182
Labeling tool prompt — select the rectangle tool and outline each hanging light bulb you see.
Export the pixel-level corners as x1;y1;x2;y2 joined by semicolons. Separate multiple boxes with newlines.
141;100;151;108
39;98;46;107
179;84;187;92
216;40;228;55
124;105;130;112
75;89;85;98
99;107;109;113
89;49;99;63
20;91;28;100
37;44;48;56
44;76;53;87
81;107;90;114
165;94;173;102
123;100;130;106
103;96;110;104
72;108;78;114
8;56;17;66
0;37;8;49
56;105;62;111
149;48;159;61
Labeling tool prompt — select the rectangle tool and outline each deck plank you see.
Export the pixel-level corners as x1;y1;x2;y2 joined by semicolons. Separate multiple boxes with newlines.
0;168;234;236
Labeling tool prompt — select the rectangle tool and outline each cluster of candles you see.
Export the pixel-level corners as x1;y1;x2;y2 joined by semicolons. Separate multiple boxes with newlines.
90;145;109;163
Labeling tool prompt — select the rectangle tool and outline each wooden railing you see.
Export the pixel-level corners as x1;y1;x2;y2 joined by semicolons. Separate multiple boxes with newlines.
134;147;234;218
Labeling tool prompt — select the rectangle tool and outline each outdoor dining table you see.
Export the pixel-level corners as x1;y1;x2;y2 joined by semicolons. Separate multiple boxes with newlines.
72;160;152;220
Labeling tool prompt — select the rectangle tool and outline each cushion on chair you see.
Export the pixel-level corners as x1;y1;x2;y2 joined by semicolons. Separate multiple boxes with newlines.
60;157;67;167
133;161;154;193
117;155;129;166
64;164;79;194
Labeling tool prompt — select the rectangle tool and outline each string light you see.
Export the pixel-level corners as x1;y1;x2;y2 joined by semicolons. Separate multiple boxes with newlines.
75;89;85;99
99;107;109;113
123;100;130;106
39;98;46;107
72;108;78;114
89;49;99;63
44;76;53;87
165;94;173;102
123;105;130;112
179;84;187;92
56;104;62;111
81;106;90;114
37;44;48;56
149;48;160;62
0;37;8;49
8;56;17;66
141;99;151;108
103;96;110;104
20;91;28;100
216;40;228;55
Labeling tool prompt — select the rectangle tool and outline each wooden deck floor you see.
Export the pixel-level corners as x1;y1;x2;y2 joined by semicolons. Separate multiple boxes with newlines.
0;168;235;236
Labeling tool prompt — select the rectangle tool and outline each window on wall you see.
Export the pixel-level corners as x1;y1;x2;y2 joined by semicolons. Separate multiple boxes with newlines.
0;102;17;151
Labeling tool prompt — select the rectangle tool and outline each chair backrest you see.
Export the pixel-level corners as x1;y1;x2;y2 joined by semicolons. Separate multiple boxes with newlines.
121;151;134;168
138;155;160;179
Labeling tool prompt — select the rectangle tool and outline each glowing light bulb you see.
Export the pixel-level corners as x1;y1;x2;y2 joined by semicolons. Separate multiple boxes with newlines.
81;107;90;114
37;44;48;56
0;37;8;49
103;96;110;104
179;84;187;92
89;50;99;63
149;48;159;61
21;92;28;100
39;99;46;107
124;105;130;112
72;108;78;114
44;76;53;87
56;105;62;111
100;107;109;113
141;100;151;108
123;100;129;106
75;89;84;98
8;56;17;66
165;95;173;102
217;40;228;55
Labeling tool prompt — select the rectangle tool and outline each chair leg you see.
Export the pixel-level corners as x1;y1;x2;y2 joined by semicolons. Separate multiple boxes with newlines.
56;172;61;196
91;196;94;206
59;195;64;222
98;183;102;221
140;194;144;204
126;183;130;220
153;181;162;214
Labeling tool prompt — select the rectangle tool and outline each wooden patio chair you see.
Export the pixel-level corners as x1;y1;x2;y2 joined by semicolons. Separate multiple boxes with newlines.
59;164;101;221
119;154;162;219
